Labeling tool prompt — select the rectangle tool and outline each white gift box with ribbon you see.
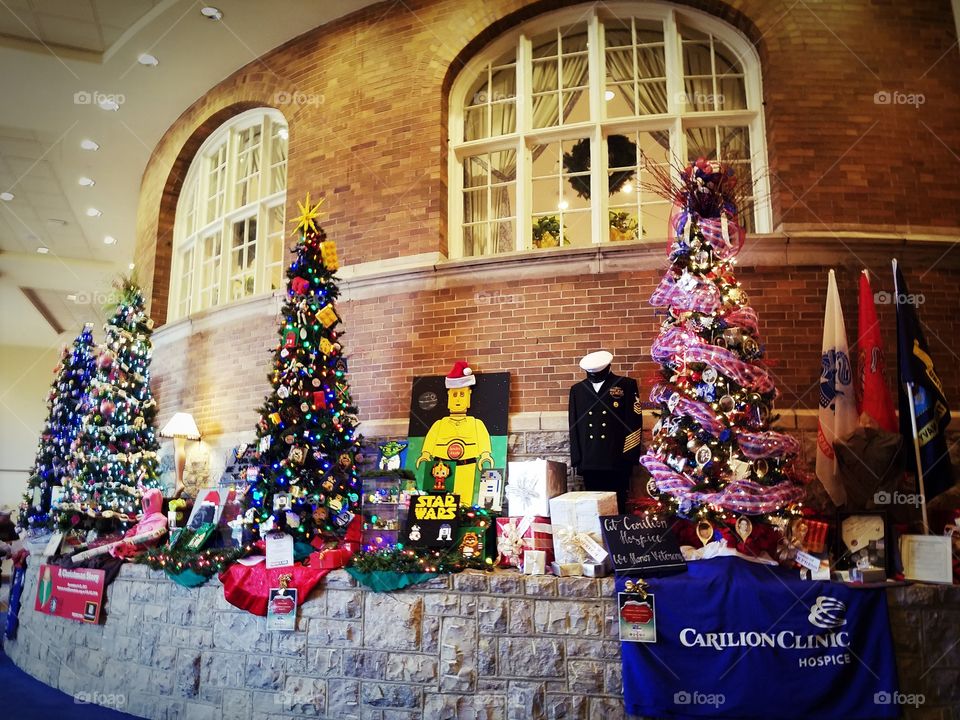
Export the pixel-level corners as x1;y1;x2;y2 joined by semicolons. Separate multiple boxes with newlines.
505;459;567;517
548;491;617;566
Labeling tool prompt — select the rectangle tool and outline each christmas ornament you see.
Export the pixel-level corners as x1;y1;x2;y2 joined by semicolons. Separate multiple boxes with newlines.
320;240;339;271
316;304;339;328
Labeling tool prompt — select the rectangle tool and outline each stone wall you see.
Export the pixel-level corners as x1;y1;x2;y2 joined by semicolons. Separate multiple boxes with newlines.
7;552;960;719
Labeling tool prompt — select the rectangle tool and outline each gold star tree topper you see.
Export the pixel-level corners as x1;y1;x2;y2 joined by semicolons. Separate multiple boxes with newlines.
291;192;326;236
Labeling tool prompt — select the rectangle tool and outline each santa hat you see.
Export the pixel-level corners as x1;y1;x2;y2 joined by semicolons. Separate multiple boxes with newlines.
445;360;475;389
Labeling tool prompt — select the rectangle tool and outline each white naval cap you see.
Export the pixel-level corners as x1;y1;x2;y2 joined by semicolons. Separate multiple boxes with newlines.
579;350;613;373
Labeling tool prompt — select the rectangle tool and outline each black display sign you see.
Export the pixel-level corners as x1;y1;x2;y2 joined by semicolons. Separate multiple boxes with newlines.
404;493;460;549
600;515;687;577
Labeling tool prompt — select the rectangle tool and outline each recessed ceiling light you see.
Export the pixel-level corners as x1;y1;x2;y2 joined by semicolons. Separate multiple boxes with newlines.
604;90;615;101
128;263;135;270
86;208;102;217
200;6;223;20
98;97;120;111
36;246;50;254
137;53;159;66
80;139;100;151
78;176;95;187
0;191;13;201
66;293;77;302
278;127;289;140
46;218;67;226
103;235;117;245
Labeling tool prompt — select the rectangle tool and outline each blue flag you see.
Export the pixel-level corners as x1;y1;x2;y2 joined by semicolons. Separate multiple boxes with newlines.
893;260;953;501
619;557;900;719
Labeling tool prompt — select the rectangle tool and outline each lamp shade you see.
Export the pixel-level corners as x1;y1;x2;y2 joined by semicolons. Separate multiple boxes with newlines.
160;412;201;440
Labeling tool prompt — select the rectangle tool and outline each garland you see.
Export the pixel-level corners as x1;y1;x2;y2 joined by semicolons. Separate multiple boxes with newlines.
563;134;637;200
133;528;252;577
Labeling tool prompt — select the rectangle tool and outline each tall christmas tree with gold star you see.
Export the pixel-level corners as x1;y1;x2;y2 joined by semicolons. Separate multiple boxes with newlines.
244;194;362;541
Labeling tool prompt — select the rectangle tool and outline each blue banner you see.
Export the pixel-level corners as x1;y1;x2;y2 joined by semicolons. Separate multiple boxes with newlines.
894;261;954;501
619;557;899;719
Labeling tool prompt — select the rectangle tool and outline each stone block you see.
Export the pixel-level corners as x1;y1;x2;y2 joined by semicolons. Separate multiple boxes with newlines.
214;613;271;653
111;634;140;662
221;689;253;720
603;661;622;695
327;679;361;720
305;647;341;678
477;596;508;633
598;577;616;597
143;602;168;623
488;573;523;596
245;655;287;691
423;593;460;616
568;659;604;693
565;638;619;659
525;431;568;455
324;569;359;589
440;616;478;692
422;616;440;653
200;650;245;689
386;653;439;683
326;589;364;619
66;645;107;677
308;619;361;647
172;626;214;649
423;693;506;720
418;575;452;590
509;599;534;634
273;628;307;657
534;600;604;635
361;683;422;709
460;595;478;616
149;643;180;672
478;636;497;676
556;576;599;598
343;649;389;680
169;597;197;625
364;594;422;650
183;702;219;720
524;576;557;597
545;693;588;720
176;649;203;698
507;681;545;720
923;610;960;669
498;637;564;678
588;697;624;719
453;571;489;593
282;676;326;716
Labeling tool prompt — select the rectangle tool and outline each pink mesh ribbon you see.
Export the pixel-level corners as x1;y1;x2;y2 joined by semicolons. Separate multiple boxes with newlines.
671;208;745;260
737;430;801;459
651;327;775;394
650;273;721;314
641;455;805;514
650;384;725;436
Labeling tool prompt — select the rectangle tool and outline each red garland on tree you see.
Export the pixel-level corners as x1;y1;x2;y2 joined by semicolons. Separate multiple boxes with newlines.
639;156;809;536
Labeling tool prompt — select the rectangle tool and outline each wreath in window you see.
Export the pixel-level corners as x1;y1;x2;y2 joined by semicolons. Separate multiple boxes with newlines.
562;134;637;200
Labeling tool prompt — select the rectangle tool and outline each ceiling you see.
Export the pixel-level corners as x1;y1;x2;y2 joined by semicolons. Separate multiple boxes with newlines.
0;0;379;348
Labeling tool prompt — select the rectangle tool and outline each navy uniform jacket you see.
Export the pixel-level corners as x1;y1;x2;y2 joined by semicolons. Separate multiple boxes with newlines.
568;374;643;472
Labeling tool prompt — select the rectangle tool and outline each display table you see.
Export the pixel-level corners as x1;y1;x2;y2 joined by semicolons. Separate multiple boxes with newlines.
5;550;959;719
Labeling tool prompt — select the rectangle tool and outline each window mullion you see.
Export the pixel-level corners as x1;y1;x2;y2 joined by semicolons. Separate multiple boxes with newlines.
587;13;605;245
254;204;268;293
664;10;683;115
516;34;532;252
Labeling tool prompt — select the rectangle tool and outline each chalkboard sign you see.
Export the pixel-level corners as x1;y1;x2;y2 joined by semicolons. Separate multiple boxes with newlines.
600;515;687;577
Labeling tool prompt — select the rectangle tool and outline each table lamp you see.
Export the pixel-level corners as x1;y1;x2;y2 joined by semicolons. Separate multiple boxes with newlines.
160;412;201;499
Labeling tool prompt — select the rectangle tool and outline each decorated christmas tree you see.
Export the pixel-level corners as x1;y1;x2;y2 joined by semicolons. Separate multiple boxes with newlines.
640;157;805;531
18;324;96;533
245;194;362;541
57;279;161;533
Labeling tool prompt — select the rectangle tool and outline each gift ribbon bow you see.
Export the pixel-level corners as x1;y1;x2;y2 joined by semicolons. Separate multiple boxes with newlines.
496;519;527;567
505;477;540;509
555;526;606;563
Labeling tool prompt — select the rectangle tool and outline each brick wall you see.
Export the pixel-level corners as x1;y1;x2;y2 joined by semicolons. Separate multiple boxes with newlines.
135;0;960;444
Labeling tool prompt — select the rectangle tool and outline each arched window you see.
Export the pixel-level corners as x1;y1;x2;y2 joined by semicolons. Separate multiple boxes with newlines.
448;3;770;257
168;108;288;321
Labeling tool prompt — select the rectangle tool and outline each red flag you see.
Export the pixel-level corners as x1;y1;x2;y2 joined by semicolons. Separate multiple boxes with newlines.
857;270;897;432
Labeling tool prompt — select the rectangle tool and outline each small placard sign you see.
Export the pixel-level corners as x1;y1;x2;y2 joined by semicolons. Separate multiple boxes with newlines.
600;515;686;577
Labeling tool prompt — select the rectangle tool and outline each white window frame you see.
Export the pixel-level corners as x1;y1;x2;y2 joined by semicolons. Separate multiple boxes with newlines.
169;108;288;321
448;2;771;258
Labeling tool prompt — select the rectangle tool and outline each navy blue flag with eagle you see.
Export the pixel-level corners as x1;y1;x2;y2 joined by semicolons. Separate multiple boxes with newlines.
893;260;953;501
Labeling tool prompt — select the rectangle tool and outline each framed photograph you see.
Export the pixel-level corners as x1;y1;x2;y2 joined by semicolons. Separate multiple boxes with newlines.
834;510;891;578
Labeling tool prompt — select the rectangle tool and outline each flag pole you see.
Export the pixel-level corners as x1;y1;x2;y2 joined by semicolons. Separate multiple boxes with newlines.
893;259;930;534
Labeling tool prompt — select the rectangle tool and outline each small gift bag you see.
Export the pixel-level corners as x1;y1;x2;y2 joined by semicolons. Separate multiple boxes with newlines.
495;515;553;569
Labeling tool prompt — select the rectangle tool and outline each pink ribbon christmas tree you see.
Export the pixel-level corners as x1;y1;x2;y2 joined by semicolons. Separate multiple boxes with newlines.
640;158;807;524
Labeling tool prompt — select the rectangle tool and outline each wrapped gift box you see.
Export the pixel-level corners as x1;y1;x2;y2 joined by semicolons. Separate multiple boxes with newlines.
495;515;553;569
549;491;617;566
505;459;567;517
